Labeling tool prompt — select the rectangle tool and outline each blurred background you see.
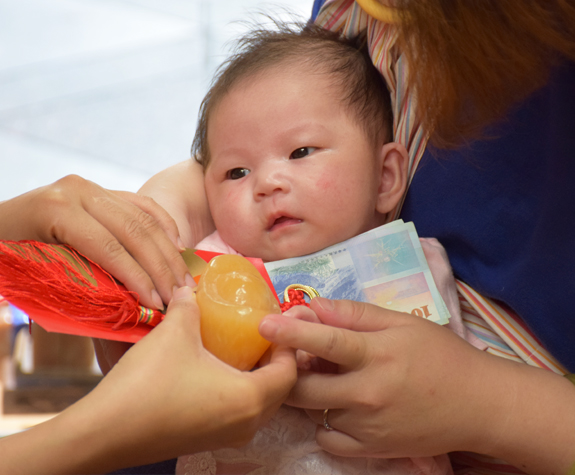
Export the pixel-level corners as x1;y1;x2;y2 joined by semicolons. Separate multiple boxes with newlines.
0;0;311;432
0;0;311;200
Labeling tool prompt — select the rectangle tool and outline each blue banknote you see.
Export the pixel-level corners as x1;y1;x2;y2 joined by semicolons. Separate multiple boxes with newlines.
264;220;450;325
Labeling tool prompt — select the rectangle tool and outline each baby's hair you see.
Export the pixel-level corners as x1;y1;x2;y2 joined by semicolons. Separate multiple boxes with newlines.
192;19;393;168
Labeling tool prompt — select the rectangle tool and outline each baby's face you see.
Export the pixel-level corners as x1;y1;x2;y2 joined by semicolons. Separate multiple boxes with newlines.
204;66;386;262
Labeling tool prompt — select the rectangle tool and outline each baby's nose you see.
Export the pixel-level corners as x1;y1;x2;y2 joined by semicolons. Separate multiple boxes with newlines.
254;167;290;198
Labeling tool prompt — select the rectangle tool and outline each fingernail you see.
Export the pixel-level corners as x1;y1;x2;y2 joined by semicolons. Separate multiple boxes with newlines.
259;318;280;338
314;297;334;312
151;289;164;310
177;237;186;251
185;273;196;288
173;286;194;301
282;308;298;318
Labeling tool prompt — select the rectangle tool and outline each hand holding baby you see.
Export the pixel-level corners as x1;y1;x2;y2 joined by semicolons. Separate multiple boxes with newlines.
260;297;519;459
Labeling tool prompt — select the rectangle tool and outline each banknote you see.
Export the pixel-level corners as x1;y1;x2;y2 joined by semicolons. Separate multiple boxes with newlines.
264;220;451;325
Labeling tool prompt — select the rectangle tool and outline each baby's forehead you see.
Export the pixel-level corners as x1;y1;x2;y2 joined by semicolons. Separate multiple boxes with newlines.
219;61;345;112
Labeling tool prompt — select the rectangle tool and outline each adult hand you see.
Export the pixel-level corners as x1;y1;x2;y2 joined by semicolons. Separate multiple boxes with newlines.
259;298;575;474
261;298;494;457
88;287;297;468
95;159;216;373
0;174;192;310
2;287;297;475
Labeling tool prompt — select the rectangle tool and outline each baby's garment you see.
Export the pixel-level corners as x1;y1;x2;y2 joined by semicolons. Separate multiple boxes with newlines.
176;231;485;475
176;406;452;474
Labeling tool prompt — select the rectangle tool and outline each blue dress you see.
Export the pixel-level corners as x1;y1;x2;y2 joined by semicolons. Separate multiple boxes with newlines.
400;61;575;371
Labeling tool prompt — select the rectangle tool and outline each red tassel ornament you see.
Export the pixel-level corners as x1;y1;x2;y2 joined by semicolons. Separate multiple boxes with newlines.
279;284;319;312
0;240;309;344
280;289;310;312
0;241;163;342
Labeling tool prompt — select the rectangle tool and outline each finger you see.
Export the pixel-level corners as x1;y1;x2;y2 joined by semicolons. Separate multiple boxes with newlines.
163;286;201;337
56;214;165;310
304;408;352;436
310;298;411;332
250;344;297;399
113;191;184;251
307;356;338;374
40;176;182;309
115;286;201;374
248;346;297;428
315;428;368;457
113;191;194;288
295;349;314;370
304;408;325;426
250;345;297;388
304;408;371;457
285;371;356;409
283;305;321;323
259;314;366;367
85;192;190;303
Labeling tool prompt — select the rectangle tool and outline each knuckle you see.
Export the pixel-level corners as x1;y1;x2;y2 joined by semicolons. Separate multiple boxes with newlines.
137;194;158;209
137;209;160;232
123;216;148;241
324;329;342;355
41;175;87;209
126;206;163;238
148;257;175;283
345;333;366;362
356;388;382;413
350;300;369;324
101;238;126;260
55;174;86;189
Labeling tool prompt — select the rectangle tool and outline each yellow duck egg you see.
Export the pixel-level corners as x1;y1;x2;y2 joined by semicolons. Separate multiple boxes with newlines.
196;254;280;370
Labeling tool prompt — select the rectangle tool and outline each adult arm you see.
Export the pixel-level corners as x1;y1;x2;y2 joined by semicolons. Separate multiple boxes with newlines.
0;287;296;475
260;298;575;475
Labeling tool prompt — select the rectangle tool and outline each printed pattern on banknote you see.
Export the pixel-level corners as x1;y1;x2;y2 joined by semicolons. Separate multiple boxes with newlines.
264;220;450;325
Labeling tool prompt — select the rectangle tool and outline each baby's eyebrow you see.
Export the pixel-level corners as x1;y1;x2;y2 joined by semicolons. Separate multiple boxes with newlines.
281;123;329;137
210;147;250;165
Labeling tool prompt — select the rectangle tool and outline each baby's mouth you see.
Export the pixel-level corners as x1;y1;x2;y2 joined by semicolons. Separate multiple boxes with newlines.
268;215;302;231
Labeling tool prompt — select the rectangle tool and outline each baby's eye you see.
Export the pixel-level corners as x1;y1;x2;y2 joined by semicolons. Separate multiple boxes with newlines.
290;147;316;159
226;168;250;180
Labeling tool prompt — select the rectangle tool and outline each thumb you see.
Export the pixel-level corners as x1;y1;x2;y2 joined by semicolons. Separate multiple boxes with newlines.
310;297;412;332
249;344;297;399
159;286;202;344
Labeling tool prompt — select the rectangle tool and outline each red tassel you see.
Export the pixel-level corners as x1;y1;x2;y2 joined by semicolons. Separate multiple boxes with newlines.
280;289;310;312
0;241;162;332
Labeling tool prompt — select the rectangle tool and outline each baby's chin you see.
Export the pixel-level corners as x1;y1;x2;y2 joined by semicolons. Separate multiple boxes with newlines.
239;242;331;263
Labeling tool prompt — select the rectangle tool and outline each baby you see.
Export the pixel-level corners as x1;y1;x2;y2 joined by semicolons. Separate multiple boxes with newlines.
177;21;474;475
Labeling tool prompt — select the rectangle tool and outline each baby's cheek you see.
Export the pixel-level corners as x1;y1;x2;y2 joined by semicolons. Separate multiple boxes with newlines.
314;172;335;191
222;189;245;213
212;190;241;227
226;188;238;201
314;173;350;208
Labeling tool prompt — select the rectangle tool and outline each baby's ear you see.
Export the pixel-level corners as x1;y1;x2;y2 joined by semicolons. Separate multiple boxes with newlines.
375;142;409;215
